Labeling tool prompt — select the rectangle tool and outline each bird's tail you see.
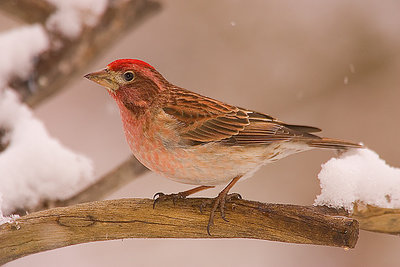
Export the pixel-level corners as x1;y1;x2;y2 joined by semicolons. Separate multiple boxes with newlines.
308;137;362;150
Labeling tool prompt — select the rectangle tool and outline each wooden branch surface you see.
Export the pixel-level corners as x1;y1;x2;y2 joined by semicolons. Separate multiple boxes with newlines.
0;198;359;265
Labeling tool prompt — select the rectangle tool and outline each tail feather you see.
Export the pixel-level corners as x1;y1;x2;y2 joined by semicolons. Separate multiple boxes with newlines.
309;138;362;150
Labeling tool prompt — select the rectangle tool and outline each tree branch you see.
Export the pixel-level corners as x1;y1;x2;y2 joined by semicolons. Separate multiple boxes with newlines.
53;157;148;207
1;0;161;108
0;198;359;265
0;127;9;152
351;202;400;235
0;0;54;23
11;157;149;215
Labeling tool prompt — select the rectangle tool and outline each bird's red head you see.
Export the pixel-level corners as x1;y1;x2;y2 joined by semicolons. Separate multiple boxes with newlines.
107;59;155;72
85;59;167;116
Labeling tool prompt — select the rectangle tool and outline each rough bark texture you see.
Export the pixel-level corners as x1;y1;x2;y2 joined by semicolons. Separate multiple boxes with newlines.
0;198;359;265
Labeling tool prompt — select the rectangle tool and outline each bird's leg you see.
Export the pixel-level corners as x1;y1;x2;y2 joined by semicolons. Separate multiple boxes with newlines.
153;185;214;208
207;175;242;235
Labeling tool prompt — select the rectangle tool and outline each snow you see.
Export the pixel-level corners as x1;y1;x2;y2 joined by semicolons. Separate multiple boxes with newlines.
0;89;95;216
45;0;108;39
0;196;20;226
0;25;49;88
0;10;98;221
315;148;400;212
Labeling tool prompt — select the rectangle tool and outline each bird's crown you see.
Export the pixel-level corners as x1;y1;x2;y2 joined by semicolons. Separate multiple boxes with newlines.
107;59;155;72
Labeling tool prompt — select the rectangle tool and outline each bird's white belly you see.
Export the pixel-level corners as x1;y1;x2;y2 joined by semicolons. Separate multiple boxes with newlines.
157;141;311;186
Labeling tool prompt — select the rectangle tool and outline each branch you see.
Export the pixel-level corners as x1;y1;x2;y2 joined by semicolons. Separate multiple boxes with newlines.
53;157;148;207
351;202;400;235
23;157;148;214
0;127;9;152
1;0;161;107
0;198;359;265
0;0;54;23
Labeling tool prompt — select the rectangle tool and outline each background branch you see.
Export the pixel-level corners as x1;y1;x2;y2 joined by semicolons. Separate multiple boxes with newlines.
0;127;9;152
53;157;148;207
1;0;161;108
0;198;359;265
0;0;54;24
352;202;400;235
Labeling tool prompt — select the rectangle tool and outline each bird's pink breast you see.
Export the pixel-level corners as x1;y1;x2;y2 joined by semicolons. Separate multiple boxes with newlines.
118;105;184;177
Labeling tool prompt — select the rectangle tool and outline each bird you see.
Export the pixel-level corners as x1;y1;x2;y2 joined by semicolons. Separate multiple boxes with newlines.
85;59;362;234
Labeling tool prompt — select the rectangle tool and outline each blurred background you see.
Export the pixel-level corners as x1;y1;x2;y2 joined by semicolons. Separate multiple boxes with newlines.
2;0;400;266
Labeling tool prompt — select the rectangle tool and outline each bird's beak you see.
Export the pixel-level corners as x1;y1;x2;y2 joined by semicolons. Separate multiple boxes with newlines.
84;69;118;92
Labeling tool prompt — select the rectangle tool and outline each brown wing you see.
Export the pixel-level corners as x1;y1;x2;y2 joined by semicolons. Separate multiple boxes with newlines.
163;89;249;142
223;111;321;145
163;88;321;145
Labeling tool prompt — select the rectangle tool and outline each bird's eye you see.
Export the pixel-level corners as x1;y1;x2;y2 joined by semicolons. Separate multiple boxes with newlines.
123;71;135;81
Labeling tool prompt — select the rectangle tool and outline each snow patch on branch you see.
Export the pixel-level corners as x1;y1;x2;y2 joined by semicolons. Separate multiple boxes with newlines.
315;148;400;212
0;195;20;226
0;89;95;216
0;25;49;88
45;0;108;39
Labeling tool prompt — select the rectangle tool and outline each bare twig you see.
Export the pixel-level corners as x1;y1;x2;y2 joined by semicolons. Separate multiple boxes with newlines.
351;202;400;235
0;198;359;265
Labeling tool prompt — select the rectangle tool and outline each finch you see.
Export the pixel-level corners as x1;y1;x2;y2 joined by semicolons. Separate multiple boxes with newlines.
85;59;361;234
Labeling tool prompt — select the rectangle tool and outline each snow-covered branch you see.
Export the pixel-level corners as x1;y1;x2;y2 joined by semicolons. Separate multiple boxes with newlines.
0;0;54;24
53;157;148;207
0;198;359;265
0;89;95;215
0;0;161;107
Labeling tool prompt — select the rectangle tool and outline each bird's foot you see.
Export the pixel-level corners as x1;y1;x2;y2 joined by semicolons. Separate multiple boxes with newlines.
152;192;187;208
153;185;215;209
204;192;242;235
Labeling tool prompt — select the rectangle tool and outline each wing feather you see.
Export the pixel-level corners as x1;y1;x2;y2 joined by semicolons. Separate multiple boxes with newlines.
162;88;321;145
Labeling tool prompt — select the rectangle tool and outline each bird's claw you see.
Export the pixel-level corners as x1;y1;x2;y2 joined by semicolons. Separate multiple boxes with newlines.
152;192;186;209
153;192;165;199
226;193;242;201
